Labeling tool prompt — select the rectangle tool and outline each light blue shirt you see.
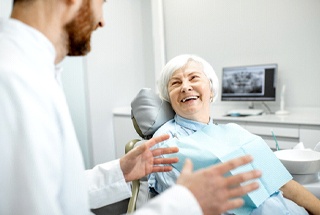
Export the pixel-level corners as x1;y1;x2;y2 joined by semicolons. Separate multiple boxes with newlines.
149;115;308;215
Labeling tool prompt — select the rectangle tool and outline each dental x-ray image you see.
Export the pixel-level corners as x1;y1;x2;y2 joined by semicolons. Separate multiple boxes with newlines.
222;69;265;96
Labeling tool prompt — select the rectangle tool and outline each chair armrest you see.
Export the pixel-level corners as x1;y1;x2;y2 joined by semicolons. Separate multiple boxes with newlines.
125;139;143;213
125;139;141;154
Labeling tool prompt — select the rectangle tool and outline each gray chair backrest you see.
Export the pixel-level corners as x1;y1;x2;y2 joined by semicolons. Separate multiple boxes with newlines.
131;88;175;140
127;88;175;212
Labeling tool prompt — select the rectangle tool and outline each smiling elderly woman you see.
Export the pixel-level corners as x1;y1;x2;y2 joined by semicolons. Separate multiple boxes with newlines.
148;54;320;215
157;54;219;124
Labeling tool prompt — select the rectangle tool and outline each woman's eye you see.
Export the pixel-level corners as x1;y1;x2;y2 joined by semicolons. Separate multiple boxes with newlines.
190;75;199;80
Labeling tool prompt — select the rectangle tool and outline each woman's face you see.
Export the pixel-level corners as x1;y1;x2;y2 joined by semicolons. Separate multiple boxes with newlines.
168;61;213;123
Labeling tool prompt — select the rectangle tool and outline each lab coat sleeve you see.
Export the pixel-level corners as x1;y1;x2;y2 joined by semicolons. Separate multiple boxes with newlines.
85;159;132;209
133;185;203;215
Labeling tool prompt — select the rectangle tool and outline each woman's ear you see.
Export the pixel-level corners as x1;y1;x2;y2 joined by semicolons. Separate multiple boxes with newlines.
210;92;214;102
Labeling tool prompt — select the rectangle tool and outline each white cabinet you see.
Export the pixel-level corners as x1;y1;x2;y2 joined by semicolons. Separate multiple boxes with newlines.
300;126;320;149
113;108;140;158
215;120;302;150
214;110;320;150
245;122;300;150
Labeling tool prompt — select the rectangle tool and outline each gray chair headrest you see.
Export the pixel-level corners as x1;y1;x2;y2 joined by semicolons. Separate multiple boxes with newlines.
131;88;175;139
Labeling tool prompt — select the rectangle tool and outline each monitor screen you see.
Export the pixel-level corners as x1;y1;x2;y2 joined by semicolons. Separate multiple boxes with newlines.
221;64;277;101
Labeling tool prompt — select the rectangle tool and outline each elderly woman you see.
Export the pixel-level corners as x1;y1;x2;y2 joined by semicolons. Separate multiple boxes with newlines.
148;55;320;215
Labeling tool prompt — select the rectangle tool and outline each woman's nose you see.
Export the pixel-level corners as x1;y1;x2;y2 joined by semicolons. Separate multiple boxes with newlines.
181;82;192;92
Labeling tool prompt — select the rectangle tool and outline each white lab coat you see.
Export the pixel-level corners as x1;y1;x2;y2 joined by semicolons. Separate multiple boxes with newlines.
0;18;202;215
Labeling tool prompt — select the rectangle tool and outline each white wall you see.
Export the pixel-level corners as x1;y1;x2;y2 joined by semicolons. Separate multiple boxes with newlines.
60;57;92;169
162;0;320;110
88;0;320;164
0;0;12;18
86;0;154;164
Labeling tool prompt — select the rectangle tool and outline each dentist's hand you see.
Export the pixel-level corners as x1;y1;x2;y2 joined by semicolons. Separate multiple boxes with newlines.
120;134;179;182
177;155;261;215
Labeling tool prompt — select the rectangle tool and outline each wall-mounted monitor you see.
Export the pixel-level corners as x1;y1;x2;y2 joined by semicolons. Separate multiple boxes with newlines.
221;64;277;102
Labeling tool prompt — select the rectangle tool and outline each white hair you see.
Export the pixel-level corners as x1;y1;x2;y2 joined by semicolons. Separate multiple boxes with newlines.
157;54;219;103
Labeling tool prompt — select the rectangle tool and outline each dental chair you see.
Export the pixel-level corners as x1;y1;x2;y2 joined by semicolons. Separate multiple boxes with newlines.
92;88;174;215
126;88;175;213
